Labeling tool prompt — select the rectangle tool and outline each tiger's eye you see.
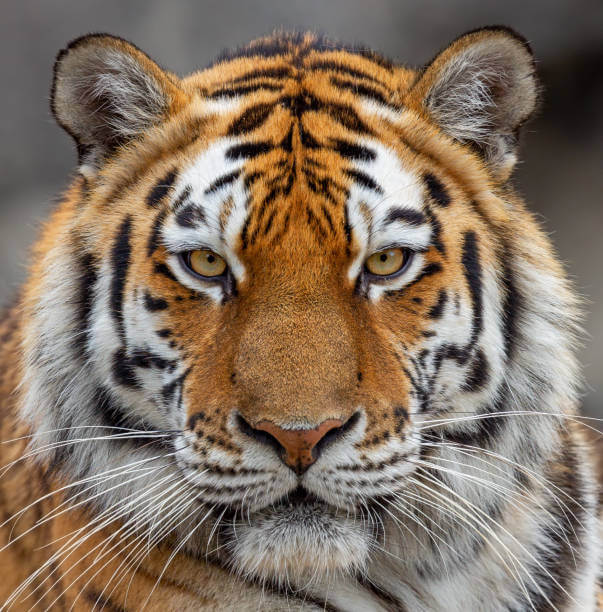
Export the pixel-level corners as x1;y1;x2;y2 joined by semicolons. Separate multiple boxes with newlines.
187;249;227;278
365;248;407;277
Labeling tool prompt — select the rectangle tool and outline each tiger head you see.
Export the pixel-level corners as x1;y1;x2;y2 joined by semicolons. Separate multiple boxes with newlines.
22;29;578;587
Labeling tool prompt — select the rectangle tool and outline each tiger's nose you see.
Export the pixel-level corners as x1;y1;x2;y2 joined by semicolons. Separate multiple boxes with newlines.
236;415;350;475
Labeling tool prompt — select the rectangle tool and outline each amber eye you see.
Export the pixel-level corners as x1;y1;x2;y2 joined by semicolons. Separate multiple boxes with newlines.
365;248;410;277
184;249;227;278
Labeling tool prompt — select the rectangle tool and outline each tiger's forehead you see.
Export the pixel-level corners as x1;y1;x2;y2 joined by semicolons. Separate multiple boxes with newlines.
186;32;413;102
161;126;431;279
159;39;437;285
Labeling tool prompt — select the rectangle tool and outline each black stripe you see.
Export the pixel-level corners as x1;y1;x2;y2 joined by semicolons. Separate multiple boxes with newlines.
175;203;207;228
356;576;408;612
282;166;295;196
281;93;373;135
259;185;283;212
524;439;587;611
161;369;190;406
303;167;348;206
212;32;393;71
309;60;384;84
462;348;490;392
227;103;274;136
344;168;383;194
500;246;522;361
204;170;241;195
226;141;273;160
280;125;293;152
384;207;426;227
146;170;177;208
240;216;251;250
306;207;327;239
262;209;277;236
428;289;448;319
299;122;321;149
461;231;483;341
386;262;442;298
172;186;192;210
129;348;175;372
154;262;178;283
144;291;168;312
228;66;292;83
438;390;505;447
331;139;376;161
110;216;132;339
74;248;98;354
343;205;352;245
112;348;139;388
208;82;282;98
424;173;450;207
326;101;372;134
320;204;336;234
424;205;446;255
330;76;391;106
147;208;168;257
213;36;303;62
244;171;263;189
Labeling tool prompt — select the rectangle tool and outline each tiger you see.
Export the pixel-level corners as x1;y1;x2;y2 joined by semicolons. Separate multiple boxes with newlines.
0;26;600;611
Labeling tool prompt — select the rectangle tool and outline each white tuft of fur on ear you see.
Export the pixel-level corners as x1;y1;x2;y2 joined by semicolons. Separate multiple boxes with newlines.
52;35;182;169
413;29;538;179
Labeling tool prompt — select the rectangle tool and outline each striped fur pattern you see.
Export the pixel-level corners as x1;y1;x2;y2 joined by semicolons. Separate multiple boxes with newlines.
0;28;600;610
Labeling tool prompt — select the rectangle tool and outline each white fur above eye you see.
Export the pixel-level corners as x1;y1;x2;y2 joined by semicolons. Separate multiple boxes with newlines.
345;138;431;294
161;137;249;296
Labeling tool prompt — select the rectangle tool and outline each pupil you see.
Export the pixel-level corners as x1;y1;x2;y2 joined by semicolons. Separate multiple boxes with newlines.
207;254;215;263
380;253;388;262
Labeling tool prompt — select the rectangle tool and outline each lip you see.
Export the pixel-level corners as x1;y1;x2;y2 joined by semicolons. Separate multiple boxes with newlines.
213;485;333;522
275;485;327;508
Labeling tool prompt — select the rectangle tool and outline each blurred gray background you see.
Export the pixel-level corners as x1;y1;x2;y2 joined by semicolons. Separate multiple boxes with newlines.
1;0;601;423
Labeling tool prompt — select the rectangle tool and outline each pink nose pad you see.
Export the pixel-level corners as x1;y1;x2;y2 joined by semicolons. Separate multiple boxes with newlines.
252;418;345;474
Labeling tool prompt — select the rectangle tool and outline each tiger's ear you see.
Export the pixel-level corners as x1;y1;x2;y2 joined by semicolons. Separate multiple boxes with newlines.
408;27;539;180
51;34;185;172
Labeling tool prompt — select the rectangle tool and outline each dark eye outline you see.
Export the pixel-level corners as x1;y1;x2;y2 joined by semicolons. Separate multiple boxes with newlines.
363;247;414;282
178;250;230;283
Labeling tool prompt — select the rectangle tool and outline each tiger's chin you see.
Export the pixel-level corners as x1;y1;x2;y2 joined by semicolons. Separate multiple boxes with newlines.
223;489;375;584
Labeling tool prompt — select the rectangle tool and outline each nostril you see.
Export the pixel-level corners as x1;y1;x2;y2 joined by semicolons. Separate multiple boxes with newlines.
312;410;361;461
234;410;361;474
234;412;285;457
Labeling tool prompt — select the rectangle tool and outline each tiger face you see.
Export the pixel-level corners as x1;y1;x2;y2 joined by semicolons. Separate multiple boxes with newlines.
27;28;582;593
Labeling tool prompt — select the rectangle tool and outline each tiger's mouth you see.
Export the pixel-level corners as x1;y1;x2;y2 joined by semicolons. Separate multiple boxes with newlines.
215;485;342;523
272;485;333;510
217;485;377;581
